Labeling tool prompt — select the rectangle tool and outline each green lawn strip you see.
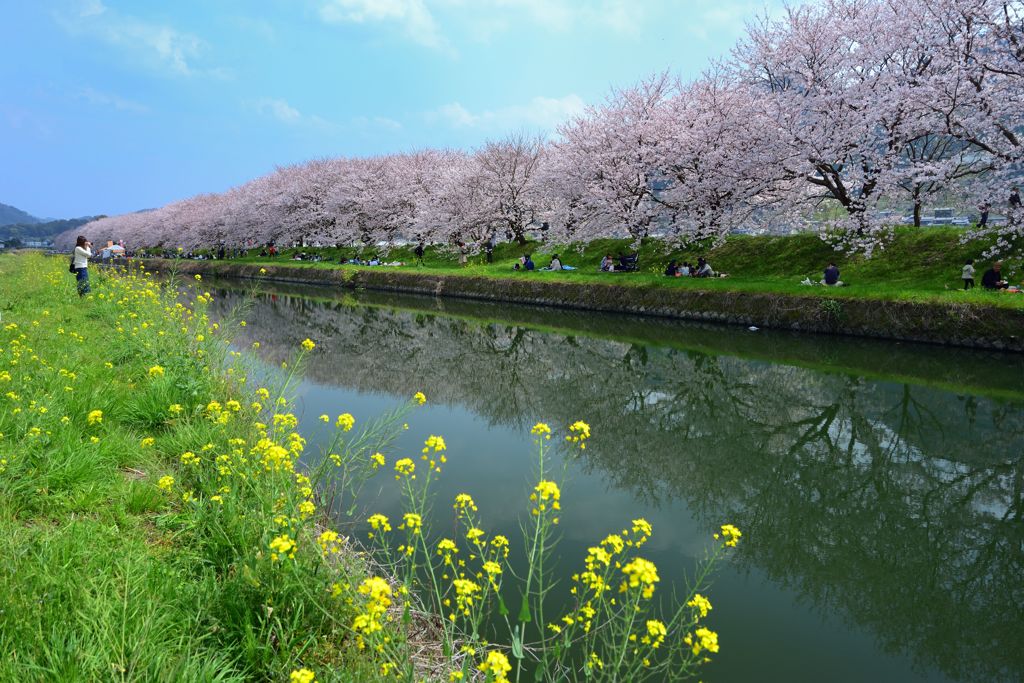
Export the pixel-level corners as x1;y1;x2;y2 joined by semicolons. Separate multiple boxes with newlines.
183;228;1024;310
0;254;395;682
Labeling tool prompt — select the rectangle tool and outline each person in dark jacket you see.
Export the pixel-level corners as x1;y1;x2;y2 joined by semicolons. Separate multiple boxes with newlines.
822;262;841;286
981;261;1009;290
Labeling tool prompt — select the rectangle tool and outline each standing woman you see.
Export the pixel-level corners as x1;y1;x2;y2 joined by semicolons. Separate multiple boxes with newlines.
73;235;93;296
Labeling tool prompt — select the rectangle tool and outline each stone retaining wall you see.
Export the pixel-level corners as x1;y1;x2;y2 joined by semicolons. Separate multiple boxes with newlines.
141;259;1024;352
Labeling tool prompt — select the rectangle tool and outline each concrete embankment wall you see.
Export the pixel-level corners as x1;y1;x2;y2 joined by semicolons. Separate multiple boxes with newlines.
141;259;1024;352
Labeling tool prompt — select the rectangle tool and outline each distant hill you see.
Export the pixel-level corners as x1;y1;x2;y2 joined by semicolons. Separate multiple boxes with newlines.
0;203;41;227
0;216;103;244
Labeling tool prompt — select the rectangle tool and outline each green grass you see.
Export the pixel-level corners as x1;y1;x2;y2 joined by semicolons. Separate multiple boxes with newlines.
195;228;1024;310
0;254;400;682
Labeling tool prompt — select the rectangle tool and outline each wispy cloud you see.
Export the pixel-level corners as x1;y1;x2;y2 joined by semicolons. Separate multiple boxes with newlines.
249;97;303;124
314;0;648;52
686;1;783;41
77;86;149;113
53;0;224;77
246;98;403;134
317;0;447;50
427;94;585;132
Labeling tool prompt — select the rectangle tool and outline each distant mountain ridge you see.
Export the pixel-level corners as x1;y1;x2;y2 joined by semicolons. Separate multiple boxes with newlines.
0;203;41;226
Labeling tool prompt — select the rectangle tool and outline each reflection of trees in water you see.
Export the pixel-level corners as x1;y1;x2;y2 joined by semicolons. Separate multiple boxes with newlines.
211;288;1024;683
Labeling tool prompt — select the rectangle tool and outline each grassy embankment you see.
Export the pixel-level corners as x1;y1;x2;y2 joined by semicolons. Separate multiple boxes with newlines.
214;228;1024;310
0;253;739;683
0;253;414;681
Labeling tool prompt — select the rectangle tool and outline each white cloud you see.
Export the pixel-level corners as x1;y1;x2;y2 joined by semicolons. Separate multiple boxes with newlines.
78;87;149;113
352;115;404;131
249;98;303;123
318;0;446;50
53;0;221;77
248;99;403;134
686;1;783;41
315;0;648;51
427;94;585;132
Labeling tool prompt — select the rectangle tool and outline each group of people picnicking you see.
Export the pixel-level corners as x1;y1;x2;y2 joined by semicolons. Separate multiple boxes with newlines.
664;257;717;278
962;259;1019;291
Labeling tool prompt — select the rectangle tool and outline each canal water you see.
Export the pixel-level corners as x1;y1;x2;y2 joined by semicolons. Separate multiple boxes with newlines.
207;278;1024;683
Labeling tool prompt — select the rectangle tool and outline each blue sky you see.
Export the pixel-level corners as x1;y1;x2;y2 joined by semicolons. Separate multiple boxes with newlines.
1;0;781;218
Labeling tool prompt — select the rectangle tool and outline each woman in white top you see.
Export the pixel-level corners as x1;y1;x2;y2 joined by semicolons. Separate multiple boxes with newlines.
73;235;93;296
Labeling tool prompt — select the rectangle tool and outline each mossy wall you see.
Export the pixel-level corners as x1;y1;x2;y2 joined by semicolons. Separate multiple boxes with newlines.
142;260;1024;352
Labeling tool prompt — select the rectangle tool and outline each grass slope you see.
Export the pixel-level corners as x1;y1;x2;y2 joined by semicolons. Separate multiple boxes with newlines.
0;254;407;682
207;228;1024;310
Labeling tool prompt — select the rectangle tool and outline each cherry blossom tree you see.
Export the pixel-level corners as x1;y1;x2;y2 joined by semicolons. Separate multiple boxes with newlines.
553;73;673;244
73;0;1024;258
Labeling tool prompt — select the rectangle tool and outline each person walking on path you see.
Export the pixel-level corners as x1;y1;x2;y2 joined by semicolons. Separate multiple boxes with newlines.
977;203;990;229
962;259;975;290
73;235;93;296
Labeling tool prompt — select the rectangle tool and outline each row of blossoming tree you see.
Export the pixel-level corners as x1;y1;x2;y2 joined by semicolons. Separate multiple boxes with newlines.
69;0;1024;257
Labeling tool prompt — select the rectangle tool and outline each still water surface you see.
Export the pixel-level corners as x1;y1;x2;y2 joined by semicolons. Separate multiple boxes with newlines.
208;279;1024;683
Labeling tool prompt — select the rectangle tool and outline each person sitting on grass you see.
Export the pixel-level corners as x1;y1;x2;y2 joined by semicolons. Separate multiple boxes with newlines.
821;262;843;286
664;260;680;277
515;254;535;271
981;261;1009;290
695;257;714;278
548;254;563;271
600;254;614;272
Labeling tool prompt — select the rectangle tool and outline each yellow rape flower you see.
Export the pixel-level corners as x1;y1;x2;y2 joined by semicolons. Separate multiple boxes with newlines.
641;619;667;649
687;593;712;619
318;530;343;555
531;422;551;437
719;523;742;547
684;627;720;656
478;651;511;683
87;409;103;425
157;475;174;491
289;668;316;683
413;391;426;405
370;452;385;469
423;435;446;453
140;436;155;448
567;420;591;449
400;513;422;534
454;493;477;512
335;413;354;431
393;458;415;479
269;534;297;562
621;557;659;599
300;338;315;351
148;365;165;378
368;513;392;534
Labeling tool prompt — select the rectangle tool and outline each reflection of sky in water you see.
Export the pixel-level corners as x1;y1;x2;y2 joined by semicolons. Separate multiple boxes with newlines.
221;284;1024;683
